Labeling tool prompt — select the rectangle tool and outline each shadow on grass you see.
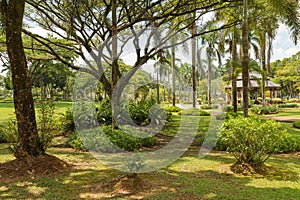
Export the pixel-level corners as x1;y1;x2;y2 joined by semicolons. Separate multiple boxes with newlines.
0;147;299;200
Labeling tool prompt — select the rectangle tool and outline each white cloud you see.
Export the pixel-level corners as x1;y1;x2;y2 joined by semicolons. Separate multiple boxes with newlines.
271;24;300;61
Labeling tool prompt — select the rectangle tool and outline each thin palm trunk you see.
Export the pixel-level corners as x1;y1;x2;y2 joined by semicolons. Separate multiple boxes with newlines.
231;30;238;112
192;21;197;108
171;46;176;106
242;0;250;117
207;48;212;106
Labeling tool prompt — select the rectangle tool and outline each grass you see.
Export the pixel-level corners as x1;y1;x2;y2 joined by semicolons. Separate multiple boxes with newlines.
0;101;72;125
271;107;300;118
0;144;299;199
0;103;300;199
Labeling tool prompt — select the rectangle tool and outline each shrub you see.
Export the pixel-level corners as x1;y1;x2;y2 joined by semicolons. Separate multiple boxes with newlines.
220;115;289;167
182;108;211;116
278;104;299;108
0;128;6;143
250;105;278;115
74;126;157;152
37;100;56;152
216;112;242;120
224;105;233;112
66;132;86;151
268;105;278;113
200;104;212;109
164;106;182;113
286;98;300;103
199;110;211;116
0;119;18;143
61;108;75;134
97;98;113;126
198;134;227;151
127;99;170;126
272;98;282;104
294;121;300;129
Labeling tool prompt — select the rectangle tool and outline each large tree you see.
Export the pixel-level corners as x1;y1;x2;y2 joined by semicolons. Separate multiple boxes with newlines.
0;0;41;159
24;0;236;98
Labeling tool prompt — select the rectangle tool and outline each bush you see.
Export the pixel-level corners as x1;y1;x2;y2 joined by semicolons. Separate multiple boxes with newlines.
97;98;113;126
216;112;242;120
37;100;56;152
294;121;300;129
70;126;157;152
286;98;300;103
278;104;299;108
0;128;6;143
250;105;278;115
182;108;211;116
127;99;170;126
0;119;18;143
199;110;211;116
66;132;86;151
198;134;227;151
220;115;290;167
272;98;282;104
200;104;212;109
61;108;75;134
164;106;182;113
268;105;278;113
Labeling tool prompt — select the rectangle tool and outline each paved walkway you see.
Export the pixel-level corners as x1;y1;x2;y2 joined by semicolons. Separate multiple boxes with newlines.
266;116;300;123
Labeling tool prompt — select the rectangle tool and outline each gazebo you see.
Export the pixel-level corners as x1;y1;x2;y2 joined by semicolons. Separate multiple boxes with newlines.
225;71;281;104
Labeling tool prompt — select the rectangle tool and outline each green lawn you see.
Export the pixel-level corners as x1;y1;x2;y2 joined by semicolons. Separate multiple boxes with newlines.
0;101;72;125
0;144;299;199
273;107;300;118
1;104;300;199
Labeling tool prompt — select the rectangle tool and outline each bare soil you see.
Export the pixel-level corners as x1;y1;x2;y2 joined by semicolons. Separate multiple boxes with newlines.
0;154;71;184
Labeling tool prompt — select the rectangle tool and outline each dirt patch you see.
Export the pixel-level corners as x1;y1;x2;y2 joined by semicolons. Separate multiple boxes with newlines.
0;154;71;183
266;116;300;123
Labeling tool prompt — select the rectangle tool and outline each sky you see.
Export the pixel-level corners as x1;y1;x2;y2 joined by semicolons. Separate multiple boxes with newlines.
271;24;300;62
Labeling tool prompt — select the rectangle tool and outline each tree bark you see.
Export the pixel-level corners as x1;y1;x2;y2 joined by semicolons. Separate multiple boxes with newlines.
242;0;250;117
171;46;176;106
191;21;197;108
1;0;41;159
260;32;266;106
231;30;238;112
207;47;212;106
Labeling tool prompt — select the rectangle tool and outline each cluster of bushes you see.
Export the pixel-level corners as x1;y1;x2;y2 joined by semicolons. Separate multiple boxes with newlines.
63;98;170;151
250;105;278;115
66;126;157;152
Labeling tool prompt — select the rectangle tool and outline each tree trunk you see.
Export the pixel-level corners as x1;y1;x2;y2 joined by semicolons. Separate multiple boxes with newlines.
191;21;197;108
231;30;238;112
260;32;266;106
1;0;41;159
207;47;212;106
171;46;176;106
111;0;118;128
242;0;250;117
